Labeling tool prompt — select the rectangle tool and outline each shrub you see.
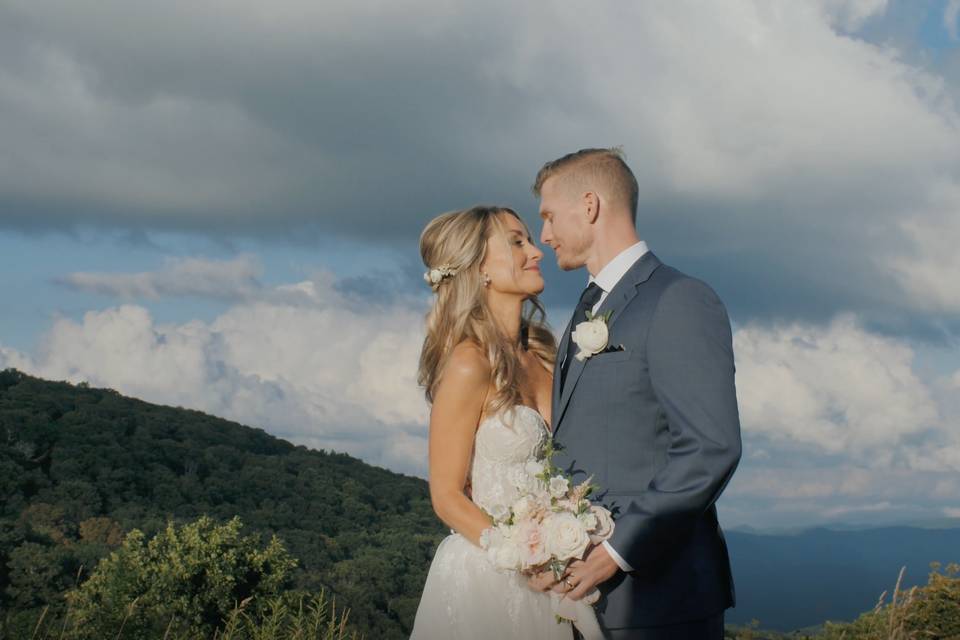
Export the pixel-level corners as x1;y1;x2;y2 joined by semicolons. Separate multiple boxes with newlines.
66;515;296;639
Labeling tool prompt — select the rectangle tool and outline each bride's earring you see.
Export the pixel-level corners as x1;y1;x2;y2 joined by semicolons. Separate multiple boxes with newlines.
482;272;491;287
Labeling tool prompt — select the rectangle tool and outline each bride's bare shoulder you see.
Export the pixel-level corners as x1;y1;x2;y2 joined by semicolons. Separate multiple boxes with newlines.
433;341;491;412
444;340;490;381
432;341;491;426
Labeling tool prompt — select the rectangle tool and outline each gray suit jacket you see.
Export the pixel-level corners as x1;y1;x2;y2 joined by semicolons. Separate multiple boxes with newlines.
550;252;741;629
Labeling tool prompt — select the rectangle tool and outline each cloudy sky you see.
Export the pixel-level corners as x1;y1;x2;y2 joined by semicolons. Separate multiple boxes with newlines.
1;0;959;530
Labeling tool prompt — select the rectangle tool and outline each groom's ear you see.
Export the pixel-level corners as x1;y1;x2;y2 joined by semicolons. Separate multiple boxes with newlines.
583;191;600;224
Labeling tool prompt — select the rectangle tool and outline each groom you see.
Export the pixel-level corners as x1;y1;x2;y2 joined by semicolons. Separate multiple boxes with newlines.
533;148;742;639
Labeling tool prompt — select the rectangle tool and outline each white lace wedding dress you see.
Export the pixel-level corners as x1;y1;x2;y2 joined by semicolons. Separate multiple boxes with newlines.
410;405;573;640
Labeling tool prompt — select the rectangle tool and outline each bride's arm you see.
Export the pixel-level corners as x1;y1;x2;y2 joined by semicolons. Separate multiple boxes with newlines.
427;342;492;547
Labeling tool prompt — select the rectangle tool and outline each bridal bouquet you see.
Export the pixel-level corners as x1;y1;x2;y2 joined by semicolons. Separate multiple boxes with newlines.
478;438;614;640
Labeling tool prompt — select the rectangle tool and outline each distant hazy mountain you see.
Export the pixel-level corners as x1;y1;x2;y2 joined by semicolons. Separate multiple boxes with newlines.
725;526;960;630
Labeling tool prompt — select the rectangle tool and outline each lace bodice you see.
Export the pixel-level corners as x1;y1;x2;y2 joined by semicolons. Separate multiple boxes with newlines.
468;405;550;519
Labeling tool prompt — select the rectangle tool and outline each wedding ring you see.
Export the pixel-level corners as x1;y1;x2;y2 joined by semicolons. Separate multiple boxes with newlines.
563;578;574;588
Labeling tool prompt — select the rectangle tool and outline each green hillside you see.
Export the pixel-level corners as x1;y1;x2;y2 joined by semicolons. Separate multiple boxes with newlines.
0;368;445;639
2;368;957;639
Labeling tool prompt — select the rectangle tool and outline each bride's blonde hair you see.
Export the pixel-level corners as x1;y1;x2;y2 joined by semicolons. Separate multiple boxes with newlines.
417;205;556;418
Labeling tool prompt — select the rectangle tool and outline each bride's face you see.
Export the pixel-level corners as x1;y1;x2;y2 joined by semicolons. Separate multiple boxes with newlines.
481;213;544;298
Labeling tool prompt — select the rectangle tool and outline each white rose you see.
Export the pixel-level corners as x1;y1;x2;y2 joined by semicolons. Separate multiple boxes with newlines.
578;510;598;530
571;318;609;361
524;460;545;477
479;526;494;549
429;268;443;284
549;476;570;499
588;505;615;543
481;525;504;549
543;512;591;561
511;495;537;521
487;526;523;571
488;502;510;523
493;542;522;571
530;475;550;496
522;461;548;494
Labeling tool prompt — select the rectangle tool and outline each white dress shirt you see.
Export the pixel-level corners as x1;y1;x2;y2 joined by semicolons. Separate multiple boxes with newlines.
588;240;649;315
587;240;649;573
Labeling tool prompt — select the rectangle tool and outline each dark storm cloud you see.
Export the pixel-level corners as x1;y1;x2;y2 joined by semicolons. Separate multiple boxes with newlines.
2;1;960;327
0;0;573;239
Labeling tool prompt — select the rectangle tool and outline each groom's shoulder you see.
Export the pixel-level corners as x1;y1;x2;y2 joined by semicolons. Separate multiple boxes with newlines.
649;262;727;309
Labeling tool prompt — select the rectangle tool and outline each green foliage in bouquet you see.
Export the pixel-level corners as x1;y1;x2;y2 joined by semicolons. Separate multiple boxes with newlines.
539;436;602;582
539;437;600;510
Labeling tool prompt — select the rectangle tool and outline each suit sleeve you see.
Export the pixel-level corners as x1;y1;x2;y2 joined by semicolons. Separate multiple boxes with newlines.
605;277;742;570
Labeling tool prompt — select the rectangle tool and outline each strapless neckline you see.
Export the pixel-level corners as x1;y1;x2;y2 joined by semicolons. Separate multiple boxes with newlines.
480;404;549;432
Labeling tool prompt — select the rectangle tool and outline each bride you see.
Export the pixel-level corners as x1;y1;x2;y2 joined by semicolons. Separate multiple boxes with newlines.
410;205;572;639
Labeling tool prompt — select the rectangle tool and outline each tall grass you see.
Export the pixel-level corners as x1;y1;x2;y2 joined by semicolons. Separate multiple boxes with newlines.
725;562;960;640
21;590;362;640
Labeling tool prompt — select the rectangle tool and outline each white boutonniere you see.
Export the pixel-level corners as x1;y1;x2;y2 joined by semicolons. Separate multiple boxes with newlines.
571;310;612;362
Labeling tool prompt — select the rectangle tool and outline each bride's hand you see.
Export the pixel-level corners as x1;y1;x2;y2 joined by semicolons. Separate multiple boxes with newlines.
525;568;557;592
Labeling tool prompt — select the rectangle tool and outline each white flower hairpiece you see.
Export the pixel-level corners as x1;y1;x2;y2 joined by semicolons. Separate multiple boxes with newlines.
423;265;458;290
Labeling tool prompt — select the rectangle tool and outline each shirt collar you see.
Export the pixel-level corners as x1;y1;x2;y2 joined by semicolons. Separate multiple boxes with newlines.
588;240;650;293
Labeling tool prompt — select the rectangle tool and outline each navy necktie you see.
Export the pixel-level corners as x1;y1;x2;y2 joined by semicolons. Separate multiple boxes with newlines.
560;282;603;390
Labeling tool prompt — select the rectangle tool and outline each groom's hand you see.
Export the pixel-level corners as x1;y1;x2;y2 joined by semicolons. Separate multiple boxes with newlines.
558;543;620;601
526;568;558;592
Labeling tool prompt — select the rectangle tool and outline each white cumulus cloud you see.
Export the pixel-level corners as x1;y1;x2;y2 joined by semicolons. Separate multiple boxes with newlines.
0;271;432;475
3;259;960;525
721;314;960;527
734;315;945;463
815;0;888;31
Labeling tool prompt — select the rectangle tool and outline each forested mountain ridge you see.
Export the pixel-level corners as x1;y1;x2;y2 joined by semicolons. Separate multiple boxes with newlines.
3;368;957;639
0;368;445;639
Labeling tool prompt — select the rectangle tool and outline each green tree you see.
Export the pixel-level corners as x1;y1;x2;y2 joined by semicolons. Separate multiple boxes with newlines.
5;542;75;609
78;516;123;547
67;515;297;639
0;370;445;639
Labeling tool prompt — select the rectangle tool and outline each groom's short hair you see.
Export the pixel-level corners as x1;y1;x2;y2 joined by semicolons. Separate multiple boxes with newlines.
532;147;639;223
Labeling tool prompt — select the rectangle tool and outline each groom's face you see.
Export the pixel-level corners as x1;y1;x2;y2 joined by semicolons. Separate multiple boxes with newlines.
537;176;592;271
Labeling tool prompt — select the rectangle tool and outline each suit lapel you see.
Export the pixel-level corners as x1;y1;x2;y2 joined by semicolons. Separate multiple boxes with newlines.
550;315;574;429
552;252;663;438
